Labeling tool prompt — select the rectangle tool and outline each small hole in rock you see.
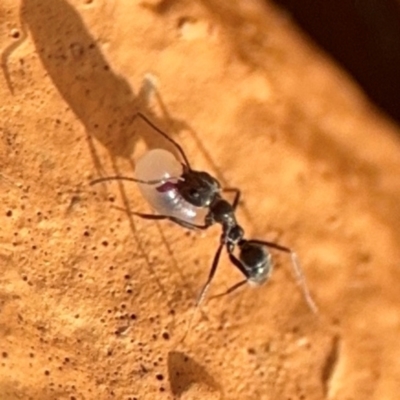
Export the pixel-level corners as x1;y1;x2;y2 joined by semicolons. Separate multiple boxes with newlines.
10;29;20;39
156;373;164;381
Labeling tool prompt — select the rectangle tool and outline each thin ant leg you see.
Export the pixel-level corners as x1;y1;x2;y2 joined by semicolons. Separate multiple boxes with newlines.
112;206;210;230
207;250;249;299
196;242;225;306
169;217;210;230
248;240;292;253
248;240;318;314
125;212;167;221
133;112;192;169
181;242;224;342
209;279;247;300
228;251;249;278
222;188;241;210
90;175;182;186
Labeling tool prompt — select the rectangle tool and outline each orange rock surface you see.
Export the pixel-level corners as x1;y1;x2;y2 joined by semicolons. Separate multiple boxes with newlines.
1;1;400;399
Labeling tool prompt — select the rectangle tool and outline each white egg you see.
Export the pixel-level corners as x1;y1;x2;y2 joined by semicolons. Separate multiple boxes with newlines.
135;149;208;225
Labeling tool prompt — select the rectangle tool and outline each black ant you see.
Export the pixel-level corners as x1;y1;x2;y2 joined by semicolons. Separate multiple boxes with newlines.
92;112;318;317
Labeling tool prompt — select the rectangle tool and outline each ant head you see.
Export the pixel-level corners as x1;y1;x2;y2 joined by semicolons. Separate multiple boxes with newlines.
239;241;272;285
178;170;220;207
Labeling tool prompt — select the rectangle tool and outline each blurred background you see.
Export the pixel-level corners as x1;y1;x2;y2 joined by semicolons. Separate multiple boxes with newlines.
273;0;400;124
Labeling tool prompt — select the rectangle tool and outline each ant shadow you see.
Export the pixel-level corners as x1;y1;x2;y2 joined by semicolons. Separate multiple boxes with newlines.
2;0;175;157
2;0;257;216
1;0;200;311
167;350;224;399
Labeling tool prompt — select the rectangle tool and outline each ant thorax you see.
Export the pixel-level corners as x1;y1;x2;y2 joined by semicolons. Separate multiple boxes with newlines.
135;149;208;225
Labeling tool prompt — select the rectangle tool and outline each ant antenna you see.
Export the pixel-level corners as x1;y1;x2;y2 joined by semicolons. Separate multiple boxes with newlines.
132;112;192;169
90;175;183;186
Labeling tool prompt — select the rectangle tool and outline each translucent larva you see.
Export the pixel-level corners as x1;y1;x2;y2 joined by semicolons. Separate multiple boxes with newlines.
135;149;208;225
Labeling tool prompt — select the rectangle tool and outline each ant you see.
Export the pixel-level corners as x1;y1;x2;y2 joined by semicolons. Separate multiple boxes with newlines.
91;112;318;317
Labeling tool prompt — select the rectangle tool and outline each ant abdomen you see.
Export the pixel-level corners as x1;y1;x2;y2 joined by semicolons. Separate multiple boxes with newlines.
239;243;272;285
135;149;208;225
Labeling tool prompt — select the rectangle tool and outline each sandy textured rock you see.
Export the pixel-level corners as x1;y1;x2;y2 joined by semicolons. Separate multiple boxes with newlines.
1;0;400;399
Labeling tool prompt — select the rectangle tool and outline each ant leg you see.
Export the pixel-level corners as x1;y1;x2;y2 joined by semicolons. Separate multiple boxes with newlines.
248;240;318;314
135;212;210;230
196;242;224;306
112;206;210;230
90;175;182;186
209;279;247;300
125;211;167;221
132;112;192;169
169;216;209;230
228;251;249;278
181;242;224;342
222;188;241;210
247;240;292;253
207;250;249;299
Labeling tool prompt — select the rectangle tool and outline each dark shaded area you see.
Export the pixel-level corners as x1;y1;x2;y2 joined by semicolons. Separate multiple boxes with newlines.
272;0;400;124
321;335;340;396
1;0;194;161
167;351;222;397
